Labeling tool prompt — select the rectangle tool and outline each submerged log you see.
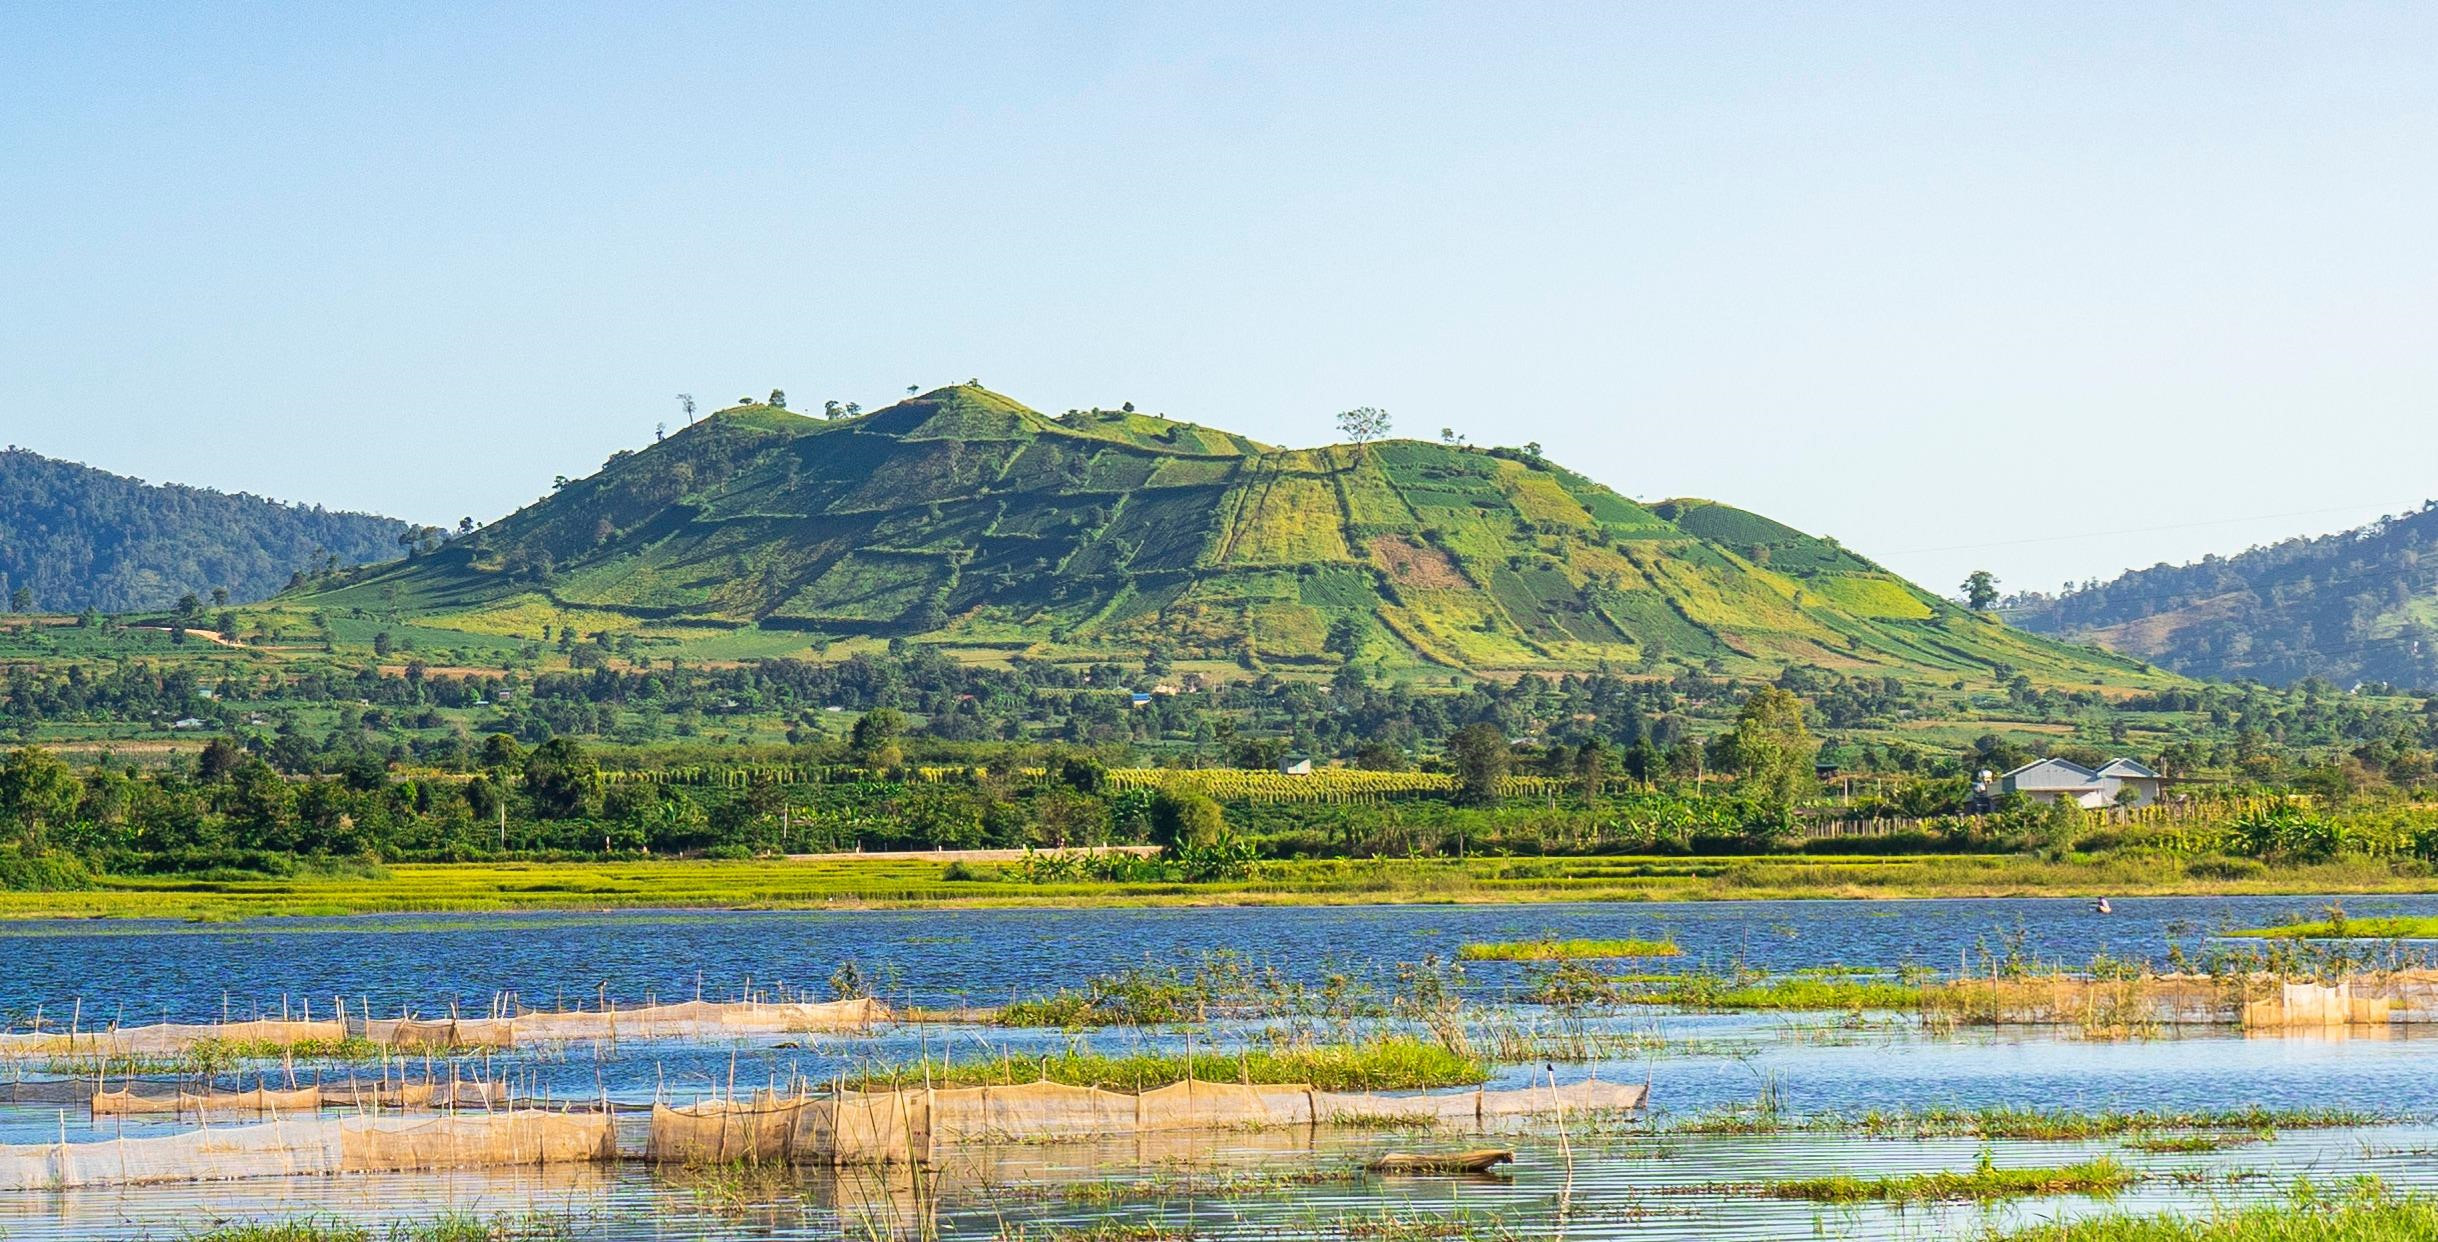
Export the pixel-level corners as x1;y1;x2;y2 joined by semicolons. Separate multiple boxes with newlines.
1366;1147;1514;1175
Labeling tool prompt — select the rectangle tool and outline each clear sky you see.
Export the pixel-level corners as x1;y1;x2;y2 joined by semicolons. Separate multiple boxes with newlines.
4;3;2432;599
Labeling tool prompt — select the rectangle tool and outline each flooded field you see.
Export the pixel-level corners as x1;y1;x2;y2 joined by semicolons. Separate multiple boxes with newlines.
8;895;2438;1239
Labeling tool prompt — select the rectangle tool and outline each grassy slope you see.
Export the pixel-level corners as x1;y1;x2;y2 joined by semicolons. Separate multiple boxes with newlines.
271;386;2171;689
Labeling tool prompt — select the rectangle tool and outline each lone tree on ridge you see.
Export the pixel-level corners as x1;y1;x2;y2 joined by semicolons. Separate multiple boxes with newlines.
1336;406;1391;445
1962;570;2000;612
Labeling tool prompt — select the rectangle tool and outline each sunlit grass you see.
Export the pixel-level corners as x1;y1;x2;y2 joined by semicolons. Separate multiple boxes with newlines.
0;849;2425;923
1457;937;1680;961
1755;1155;2136;1203
1989;1184;2438;1239
845;1036;1487;1093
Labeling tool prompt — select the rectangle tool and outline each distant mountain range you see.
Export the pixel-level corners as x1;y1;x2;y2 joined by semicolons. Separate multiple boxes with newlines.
279;385;2156;685
0;447;406;613
2011;502;2438;689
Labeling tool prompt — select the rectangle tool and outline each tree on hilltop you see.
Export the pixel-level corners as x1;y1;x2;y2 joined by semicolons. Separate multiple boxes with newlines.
1963;570;2000;612
1336;406;1391;445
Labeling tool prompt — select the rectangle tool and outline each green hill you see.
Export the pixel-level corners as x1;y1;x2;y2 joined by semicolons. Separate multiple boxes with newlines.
0;446;407;613
278;386;2161;684
2012;502;2438;689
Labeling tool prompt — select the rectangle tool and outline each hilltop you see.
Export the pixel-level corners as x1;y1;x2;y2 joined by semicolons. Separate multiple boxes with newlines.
278;386;2160;684
0;447;408;613
2013;502;2438;689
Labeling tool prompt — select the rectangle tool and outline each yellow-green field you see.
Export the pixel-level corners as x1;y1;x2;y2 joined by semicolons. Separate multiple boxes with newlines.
3;851;2431;922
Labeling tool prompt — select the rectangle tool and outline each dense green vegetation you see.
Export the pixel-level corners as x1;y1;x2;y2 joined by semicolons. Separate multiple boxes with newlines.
0;446;405;613
2014;499;2438;690
5;628;2438;906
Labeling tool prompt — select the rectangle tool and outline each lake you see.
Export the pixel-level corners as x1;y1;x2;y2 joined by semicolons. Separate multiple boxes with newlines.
4;894;2435;1240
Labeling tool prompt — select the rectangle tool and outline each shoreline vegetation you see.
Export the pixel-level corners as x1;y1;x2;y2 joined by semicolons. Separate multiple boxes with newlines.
0;850;2433;920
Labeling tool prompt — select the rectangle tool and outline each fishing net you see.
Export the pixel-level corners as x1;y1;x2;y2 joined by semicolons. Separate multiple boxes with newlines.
1936;973;2413;1028
0;1110;614;1190
90;1080;511;1116
647;1077;1648;1166
645;1095;812;1164
362;997;885;1048
0;998;888;1061
92;1086;323;1116
15;1019;348;1058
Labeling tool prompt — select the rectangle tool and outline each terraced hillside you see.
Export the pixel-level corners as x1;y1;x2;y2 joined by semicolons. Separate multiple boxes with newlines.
279;386;2159;683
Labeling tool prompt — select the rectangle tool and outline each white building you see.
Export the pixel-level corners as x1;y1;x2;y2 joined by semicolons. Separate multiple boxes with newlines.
1998;757;2163;809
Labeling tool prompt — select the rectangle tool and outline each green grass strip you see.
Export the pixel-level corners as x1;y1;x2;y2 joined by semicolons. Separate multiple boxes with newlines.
845;1037;1487;1093
1457;937;1682;961
1760;1156;2135;1203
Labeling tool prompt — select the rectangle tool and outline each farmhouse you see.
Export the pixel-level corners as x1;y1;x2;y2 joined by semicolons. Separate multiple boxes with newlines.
1998;757;2163;809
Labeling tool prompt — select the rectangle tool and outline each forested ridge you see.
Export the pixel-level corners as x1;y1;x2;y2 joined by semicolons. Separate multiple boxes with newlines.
0;447;407;613
2012;502;2438;690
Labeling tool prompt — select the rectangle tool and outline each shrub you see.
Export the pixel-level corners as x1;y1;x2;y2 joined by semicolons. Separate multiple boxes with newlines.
1149;790;1226;848
0;849;92;892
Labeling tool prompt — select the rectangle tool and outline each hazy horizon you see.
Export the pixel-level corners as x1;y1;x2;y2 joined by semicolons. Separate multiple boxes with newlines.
6;2;2432;602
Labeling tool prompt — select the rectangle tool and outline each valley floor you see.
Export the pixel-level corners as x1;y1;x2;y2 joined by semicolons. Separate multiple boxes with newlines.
5;851;2433;921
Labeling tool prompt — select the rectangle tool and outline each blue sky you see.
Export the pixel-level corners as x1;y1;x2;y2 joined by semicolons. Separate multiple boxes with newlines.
3;2;2432;597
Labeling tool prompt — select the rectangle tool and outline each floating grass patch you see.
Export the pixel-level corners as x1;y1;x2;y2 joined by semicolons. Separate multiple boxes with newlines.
1458;938;1680;961
993;1227;1195;1242
1750;1155;2136;1204
2231;915;2438;941
2122;1133;2266;1153
1673;1107;2371;1141
1638;973;1924;1011
188;1214;579;1241
846;1036;1488;1093
1991;1185;2438;1239
989;1165;1371;1206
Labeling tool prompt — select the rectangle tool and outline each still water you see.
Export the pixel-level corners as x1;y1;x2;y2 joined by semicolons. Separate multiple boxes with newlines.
4;895;2436;1240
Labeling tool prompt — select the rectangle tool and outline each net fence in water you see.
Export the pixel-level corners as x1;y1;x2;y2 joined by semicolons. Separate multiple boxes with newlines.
0;1110;617;1191
0;1019;346;1058
363;996;887;1047
90;1080;511;1117
647;1077;1648;1166
1934;972;2438;1027
0;997;887;1058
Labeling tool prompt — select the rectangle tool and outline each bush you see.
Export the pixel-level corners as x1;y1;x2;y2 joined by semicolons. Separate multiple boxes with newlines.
0;849;93;892
1149;790;1226;848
